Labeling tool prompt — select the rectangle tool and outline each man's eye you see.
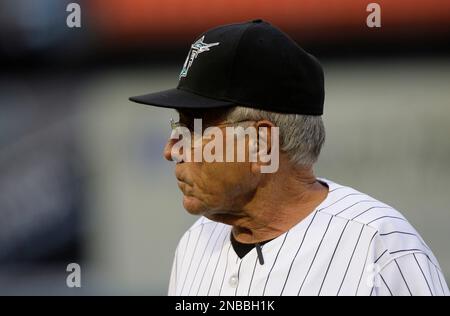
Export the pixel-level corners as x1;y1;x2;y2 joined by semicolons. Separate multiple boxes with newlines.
186;122;196;131
179;122;191;130
180;118;205;131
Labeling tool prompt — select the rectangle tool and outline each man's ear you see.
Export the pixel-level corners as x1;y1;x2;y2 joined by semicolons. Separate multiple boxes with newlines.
250;120;275;174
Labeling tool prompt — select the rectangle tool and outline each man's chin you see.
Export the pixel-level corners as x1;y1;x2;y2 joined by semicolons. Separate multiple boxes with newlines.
182;195;206;215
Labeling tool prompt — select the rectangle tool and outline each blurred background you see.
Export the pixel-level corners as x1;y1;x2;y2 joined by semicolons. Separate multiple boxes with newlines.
0;0;449;295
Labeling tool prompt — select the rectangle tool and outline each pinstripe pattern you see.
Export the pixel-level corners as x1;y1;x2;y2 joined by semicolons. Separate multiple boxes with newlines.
168;178;449;296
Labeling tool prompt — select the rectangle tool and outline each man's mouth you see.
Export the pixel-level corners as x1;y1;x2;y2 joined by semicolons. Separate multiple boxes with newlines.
175;168;194;186
177;180;194;196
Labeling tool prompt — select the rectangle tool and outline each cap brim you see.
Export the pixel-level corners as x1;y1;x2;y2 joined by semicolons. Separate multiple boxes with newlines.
129;88;235;110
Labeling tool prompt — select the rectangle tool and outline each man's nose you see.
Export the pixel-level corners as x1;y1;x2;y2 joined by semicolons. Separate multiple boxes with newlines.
163;138;176;161
164;138;186;162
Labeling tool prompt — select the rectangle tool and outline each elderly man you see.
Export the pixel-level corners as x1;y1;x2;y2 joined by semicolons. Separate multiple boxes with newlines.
129;20;448;296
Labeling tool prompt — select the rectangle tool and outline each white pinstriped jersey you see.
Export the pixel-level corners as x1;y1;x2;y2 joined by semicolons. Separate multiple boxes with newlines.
168;178;449;296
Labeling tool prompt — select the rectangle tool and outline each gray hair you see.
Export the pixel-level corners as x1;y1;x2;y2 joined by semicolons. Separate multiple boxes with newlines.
225;106;325;166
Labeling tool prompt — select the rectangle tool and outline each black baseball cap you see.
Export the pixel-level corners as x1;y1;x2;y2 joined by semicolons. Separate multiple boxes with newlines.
129;19;324;115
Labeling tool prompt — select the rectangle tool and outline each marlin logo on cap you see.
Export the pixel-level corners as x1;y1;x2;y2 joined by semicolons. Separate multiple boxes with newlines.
179;36;220;78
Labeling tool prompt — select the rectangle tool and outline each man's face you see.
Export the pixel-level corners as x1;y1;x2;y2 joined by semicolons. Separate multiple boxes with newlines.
163;109;260;219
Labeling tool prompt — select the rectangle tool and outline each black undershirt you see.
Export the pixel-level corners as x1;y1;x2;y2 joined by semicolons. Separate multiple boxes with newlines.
230;233;274;259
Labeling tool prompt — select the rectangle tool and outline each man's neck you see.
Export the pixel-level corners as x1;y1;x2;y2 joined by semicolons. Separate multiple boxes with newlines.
231;165;329;244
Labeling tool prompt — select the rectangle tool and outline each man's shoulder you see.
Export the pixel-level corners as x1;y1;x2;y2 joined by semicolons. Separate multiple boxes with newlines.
319;178;409;229
319;178;438;267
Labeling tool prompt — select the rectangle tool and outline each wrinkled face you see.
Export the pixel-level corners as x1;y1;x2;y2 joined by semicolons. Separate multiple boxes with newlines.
163;109;260;219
